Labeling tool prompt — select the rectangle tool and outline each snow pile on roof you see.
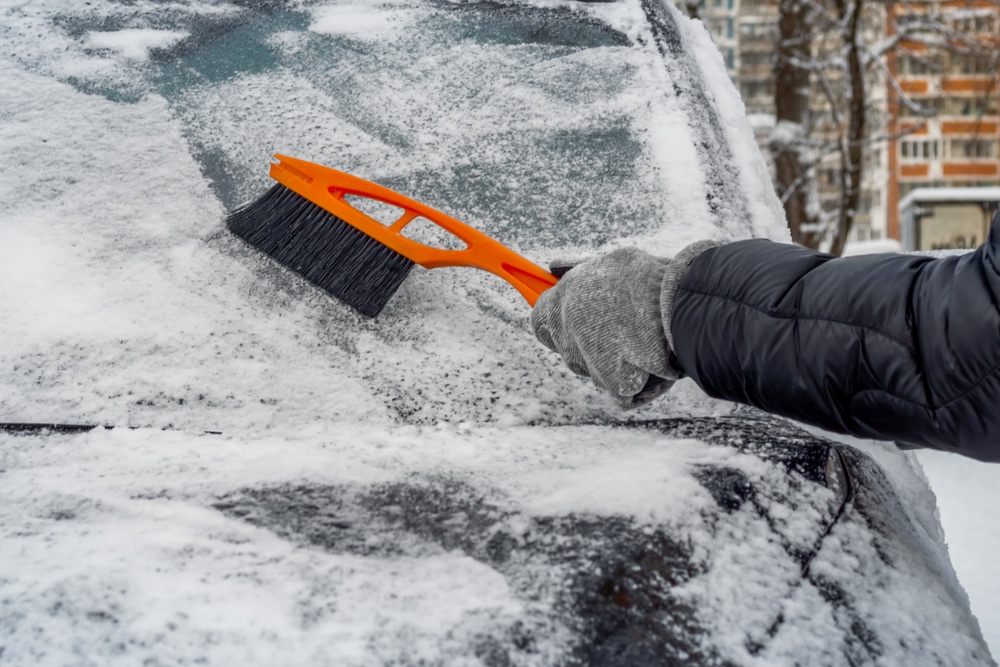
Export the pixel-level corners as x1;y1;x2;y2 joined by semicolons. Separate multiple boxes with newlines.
899;186;1000;209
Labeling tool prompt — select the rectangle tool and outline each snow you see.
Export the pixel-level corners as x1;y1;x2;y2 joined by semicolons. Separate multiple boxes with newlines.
747;112;776;130
0;0;994;664
899;186;1000;208
768;119;805;149
85;29;190;60
666;4;790;243
841;238;902;255
309;2;427;41
916;450;1000;655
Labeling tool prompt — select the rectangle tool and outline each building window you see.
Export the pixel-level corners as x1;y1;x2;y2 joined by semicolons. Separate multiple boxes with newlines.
951;14;996;35
900;139;939;160
941;97;998;117
864;150;881;171
741;80;772;99
741;52;772;68
898;98;942;117
725;48;735;69
897;53;943;76
740;19;772;37
945;138;998;159
860;190;882;210
726;18;734;39
950;54;996;76
818;168;838;186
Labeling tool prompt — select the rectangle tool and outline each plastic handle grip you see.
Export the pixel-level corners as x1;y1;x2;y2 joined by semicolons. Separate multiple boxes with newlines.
269;155;559;306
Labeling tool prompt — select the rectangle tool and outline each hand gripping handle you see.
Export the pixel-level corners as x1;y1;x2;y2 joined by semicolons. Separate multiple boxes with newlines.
269;155;559;306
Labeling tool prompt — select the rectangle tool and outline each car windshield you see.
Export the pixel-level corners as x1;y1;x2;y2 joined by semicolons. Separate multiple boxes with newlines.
165;2;671;251
2;0;784;429
34;0;783;249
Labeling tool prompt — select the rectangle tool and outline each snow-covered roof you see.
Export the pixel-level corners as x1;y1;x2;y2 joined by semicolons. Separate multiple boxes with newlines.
899;186;1000;211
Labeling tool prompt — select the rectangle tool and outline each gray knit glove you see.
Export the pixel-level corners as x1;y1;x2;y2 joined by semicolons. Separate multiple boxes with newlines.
531;248;682;409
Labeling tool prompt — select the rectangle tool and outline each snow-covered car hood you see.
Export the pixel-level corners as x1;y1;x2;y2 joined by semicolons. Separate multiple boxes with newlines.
0;0;992;664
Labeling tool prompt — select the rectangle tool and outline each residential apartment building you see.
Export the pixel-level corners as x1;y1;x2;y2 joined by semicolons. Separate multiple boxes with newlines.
808;3;891;243
734;0;776;116
886;0;1000;239
690;0;1000;246
694;0;892;244
702;0;740;76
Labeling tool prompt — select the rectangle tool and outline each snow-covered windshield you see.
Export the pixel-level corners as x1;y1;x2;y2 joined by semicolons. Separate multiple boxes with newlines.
2;0;784;431
1;1;989;665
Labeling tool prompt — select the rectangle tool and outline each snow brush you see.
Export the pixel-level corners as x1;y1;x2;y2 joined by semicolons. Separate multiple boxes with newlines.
226;155;559;317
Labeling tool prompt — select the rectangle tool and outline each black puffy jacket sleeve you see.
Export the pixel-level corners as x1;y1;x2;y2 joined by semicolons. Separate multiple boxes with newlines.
670;212;1000;462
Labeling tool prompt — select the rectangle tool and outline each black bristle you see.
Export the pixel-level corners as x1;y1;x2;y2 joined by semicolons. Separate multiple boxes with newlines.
226;184;414;317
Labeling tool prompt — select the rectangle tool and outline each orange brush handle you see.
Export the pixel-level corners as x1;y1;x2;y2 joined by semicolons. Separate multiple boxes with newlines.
269;155;558;306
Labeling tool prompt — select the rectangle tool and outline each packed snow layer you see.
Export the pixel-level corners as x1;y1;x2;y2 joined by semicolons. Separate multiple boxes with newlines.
309;2;428;41
0;0;788;433
85;29;190;60
917;450;1000;656
2;422;993;666
0;0;993;664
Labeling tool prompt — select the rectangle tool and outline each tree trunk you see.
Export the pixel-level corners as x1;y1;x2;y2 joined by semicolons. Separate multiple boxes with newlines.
829;0;865;257
773;0;822;248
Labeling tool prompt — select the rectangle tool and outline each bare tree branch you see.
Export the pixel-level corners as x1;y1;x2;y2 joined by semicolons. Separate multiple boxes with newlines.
773;0;1000;253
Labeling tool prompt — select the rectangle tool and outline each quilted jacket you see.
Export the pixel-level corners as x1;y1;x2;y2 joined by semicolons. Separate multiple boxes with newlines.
670;212;1000;462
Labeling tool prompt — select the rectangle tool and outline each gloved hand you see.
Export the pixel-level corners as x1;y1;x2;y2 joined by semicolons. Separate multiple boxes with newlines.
531;247;683;408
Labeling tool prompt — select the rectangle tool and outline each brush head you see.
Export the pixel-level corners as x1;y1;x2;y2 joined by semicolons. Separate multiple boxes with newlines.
226;184;415;317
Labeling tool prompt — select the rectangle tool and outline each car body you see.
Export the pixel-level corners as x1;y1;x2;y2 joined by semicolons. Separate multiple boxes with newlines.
0;0;992;664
